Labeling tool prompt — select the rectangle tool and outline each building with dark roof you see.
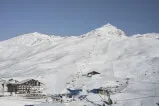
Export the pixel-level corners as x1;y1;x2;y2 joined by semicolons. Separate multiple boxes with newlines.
5;79;44;94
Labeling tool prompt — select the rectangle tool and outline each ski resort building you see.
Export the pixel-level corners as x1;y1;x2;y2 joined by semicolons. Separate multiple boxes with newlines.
4;79;44;95
87;71;100;77
16;79;44;94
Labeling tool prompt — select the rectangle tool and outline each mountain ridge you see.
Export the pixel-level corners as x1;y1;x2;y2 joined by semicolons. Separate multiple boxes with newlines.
1;24;159;44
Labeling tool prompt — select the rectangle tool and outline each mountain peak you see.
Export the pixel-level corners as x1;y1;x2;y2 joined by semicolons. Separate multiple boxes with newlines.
98;23;121;31
24;32;51;38
82;23;127;38
0;32;54;47
102;23;115;27
32;32;42;35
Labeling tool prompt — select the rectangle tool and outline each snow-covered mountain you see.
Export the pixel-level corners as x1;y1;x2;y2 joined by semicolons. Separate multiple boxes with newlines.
0;24;159;106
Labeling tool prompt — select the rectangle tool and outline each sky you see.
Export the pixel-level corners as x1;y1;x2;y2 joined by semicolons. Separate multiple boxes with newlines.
0;0;159;40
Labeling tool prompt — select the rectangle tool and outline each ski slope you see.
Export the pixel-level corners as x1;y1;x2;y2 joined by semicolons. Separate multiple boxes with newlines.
0;24;159;106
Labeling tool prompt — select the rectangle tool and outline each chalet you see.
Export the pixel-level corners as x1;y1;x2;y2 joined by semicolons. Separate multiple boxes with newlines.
17;79;44;94
67;88;82;96
5;79;44;94
87;71;100;77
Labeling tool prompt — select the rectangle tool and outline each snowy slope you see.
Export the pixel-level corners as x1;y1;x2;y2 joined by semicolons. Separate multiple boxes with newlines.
0;24;159;106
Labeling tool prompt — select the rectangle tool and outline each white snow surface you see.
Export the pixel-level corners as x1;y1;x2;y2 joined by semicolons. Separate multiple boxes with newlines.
0;24;159;106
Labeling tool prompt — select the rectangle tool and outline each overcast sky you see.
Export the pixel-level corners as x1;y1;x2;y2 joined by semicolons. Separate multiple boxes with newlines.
0;0;159;40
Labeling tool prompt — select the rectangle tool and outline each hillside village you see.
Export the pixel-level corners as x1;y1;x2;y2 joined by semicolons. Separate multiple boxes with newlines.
1;69;158;106
0;71;130;106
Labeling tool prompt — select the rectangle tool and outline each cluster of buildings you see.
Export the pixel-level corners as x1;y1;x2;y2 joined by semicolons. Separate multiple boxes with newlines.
1;79;45;96
0;71;101;97
49;71;114;103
